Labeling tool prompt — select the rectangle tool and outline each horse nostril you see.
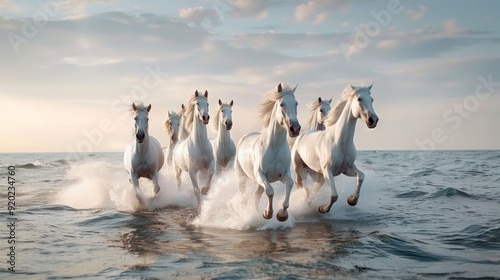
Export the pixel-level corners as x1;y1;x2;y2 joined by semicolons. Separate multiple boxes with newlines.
368;117;374;125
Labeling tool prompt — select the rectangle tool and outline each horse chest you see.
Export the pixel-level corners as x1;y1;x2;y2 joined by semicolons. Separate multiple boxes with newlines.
330;150;355;176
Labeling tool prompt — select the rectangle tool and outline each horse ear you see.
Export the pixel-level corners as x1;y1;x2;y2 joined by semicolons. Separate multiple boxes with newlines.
277;83;282;93
318;97;322;103
293;83;298;93
367;82;373;91
350;83;356;91
147;104;151;112
218;99;222;106
181;104;185;110
329;98;333;104
204;90;208;98
195;90;199;97
230;100;234;107
132;103;137;111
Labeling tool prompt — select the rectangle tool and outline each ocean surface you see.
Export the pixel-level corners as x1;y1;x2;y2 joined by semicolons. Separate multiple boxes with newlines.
0;150;499;279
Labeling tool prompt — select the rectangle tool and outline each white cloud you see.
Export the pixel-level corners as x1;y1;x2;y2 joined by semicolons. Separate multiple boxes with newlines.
376;39;399;50
441;19;464;36
295;0;350;24
179;6;221;26
228;0;268;19
405;5;427;20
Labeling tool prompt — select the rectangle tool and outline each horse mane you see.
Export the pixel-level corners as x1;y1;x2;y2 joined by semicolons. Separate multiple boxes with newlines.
307;98;326;129
185;92;207;130
324;84;371;127
163;110;179;134
213;103;231;131
259;83;295;127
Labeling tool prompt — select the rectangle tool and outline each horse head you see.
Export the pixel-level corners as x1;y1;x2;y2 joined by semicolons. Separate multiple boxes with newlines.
350;83;379;129
194;90;210;125
132;102;151;143
276;83;301;137
218;99;234;131
164;110;180;144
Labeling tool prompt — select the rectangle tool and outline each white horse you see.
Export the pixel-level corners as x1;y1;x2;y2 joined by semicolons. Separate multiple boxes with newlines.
124;102;165;201
307;97;332;131
235;83;300;222
287;96;332;148
291;84;379;214
173;90;214;206
212;99;236;176
163;110;180;167
178;104;190;141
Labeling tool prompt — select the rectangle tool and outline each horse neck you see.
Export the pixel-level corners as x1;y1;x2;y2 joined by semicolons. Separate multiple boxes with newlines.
311;119;325;131
136;131;150;154
216;120;231;145
262;104;287;148
332;98;357;147
179;116;189;140
190;116;209;145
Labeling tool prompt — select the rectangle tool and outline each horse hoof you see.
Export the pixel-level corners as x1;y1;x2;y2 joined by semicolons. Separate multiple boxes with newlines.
318;205;330;214
276;210;288;222
263;210;273;220
154;185;161;195
347;196;358;206
201;186;210;195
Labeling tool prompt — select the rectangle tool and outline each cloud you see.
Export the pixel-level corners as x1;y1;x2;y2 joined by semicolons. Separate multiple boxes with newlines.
440;19;464;36
405;5;427;20
179;6;221;26
376;39;399;50
227;0;268;19
295;0;350;24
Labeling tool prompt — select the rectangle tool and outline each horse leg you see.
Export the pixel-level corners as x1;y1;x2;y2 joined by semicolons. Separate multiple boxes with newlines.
188;170;202;207
311;172;325;196
256;171;273;220
152;171;161;195
174;165;182;188
344;164;365;206
254;186;264;211
130;173;144;205
276;174;293;222
319;168;338;214
293;154;309;200
201;161;215;195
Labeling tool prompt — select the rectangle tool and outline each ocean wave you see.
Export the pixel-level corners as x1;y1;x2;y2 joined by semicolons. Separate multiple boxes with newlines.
441;225;500;250
366;232;445;262
395;190;428;198
428;187;473;199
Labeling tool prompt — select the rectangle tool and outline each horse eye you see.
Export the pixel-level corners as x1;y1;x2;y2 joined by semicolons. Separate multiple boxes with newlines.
357;98;362;102
134;117;137;121
280;103;284;107
147;118;149;121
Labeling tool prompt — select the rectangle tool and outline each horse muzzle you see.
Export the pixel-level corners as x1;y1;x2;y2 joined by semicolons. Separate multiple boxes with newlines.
225;121;233;131
289;122;301;138
202;114;210;125
367;115;379;129
136;131;145;143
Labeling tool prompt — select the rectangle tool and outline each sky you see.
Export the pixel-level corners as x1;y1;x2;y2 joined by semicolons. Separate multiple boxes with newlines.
0;0;499;153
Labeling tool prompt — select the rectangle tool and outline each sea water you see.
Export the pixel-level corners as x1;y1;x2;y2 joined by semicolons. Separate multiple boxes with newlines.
0;151;499;279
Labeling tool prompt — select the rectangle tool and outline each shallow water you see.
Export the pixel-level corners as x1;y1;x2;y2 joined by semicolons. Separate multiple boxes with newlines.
1;151;499;279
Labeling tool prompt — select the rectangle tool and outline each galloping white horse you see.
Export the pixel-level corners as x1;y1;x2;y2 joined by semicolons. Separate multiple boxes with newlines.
212;99;236;176
291;84;379;214
173;90;214;206
163;110;180;167
235;83;301;222
178;104;190;141
124;102;165;201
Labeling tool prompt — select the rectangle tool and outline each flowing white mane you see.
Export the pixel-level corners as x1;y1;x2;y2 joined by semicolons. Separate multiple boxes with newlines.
324;84;371;127
163;110;179;134
213;103;231;131
185;93;208;130
259;83;295;127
